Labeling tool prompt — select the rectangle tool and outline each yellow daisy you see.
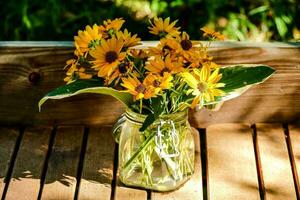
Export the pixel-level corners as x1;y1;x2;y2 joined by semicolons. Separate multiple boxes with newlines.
90;37;126;78
99;18;125;38
144;73;173;95
148;17;180;38
148;37;180;58
201;27;225;40
64;59;92;83
74;24;102;56
178;32;200;60
181;65;225;108
107;61;137;84
116;29;141;48
121;76;155;100
145;55;184;75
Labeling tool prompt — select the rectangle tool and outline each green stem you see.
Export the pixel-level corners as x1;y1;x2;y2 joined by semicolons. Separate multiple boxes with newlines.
122;130;156;171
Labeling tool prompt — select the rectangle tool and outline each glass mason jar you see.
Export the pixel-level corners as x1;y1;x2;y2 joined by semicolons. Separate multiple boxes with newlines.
114;109;195;191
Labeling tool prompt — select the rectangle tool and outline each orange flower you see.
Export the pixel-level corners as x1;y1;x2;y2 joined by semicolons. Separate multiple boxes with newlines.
121;76;155;100
145;55;184;75
99;18;125;38
90;37;126;78
74;24;102;56
64;59;92;83
148;17;180;38
148;38;180;58
116;29;141;48
201;27;225;40
144;73;173;94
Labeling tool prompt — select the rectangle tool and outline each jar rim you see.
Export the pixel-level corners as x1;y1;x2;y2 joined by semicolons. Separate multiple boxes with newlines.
125;108;188;124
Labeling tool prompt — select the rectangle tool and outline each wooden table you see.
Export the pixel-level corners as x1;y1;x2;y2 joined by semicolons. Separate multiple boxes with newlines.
0;123;299;200
0;41;300;199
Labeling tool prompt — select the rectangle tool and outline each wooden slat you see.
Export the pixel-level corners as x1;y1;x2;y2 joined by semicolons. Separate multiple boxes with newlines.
256;123;296;199
78;126;115;200
152;128;202;200
207;123;259;200
5;126;51;200
0;43;299;127
115;184;147;200
40;126;84;200
289;124;300;196
0;127;19;196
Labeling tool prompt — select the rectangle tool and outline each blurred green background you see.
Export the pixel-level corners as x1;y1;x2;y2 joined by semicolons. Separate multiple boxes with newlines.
1;0;299;41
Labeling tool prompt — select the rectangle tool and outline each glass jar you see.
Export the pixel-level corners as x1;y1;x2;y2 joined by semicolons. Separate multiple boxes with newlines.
115;109;195;191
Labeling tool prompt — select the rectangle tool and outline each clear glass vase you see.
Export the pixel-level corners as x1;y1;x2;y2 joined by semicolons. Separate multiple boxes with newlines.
115;109;195;191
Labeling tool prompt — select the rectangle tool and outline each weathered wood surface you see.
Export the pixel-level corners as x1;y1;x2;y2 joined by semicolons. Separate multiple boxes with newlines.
256;123;296;199
0;42;299;127
78;127;115;200
206;123;259;200
0;123;299;199
0;128;19;197
40;126;84;200
5;127;51;200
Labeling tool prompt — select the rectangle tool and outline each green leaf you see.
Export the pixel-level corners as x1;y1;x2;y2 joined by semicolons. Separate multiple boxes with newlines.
206;64;275;105
140;96;164;132
38;79;133;111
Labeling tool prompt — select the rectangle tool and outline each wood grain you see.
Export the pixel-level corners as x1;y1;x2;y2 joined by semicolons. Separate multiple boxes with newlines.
0;127;19;196
0;42;299;127
40;126;84;200
152;128;202;200
256;123;296;199
78;126;115;200
207;123;259;200
286;125;300;197
5;126;51;200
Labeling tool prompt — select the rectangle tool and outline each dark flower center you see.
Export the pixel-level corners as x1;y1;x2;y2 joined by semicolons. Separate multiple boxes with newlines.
160;67;171;76
198;82;207;92
180;39;192;50
135;84;146;93
118;62;129;74
162;45;172;52
153;80;161;87
184;61;191;68
105;51;118;63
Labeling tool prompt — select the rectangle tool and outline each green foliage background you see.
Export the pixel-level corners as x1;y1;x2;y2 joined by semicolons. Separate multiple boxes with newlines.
1;0;299;41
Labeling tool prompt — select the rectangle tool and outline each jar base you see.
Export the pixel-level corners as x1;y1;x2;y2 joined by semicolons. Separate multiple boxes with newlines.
119;171;194;192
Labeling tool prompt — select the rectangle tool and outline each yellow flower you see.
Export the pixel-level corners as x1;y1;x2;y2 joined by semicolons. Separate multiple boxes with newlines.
181;65;225;108
121;76;155;100
116;29;141;48
178;32;200;60
64;59;92;83
145;55;184;75
129;49;149;60
99;18;125;38
144;73;173;94
90;37;126;78
74;24;102;56
148;37;180;57
148;17;180;38
201;27;225;40
107;61;139;85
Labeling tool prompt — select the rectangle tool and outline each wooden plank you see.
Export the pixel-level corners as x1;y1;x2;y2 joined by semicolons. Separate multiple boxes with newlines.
152;128;202;200
115;182;147;200
285;124;300;198
207;123;259;200
256;123;296;199
0;127;19;196
78;126;115;200
40;126;84;200
0;43;299;127
5;126;51;200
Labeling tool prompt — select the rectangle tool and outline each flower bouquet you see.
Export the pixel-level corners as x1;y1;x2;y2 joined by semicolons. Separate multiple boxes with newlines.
39;17;275;191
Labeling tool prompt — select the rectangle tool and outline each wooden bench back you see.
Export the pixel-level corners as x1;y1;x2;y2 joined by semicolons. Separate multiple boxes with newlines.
0;41;299;127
